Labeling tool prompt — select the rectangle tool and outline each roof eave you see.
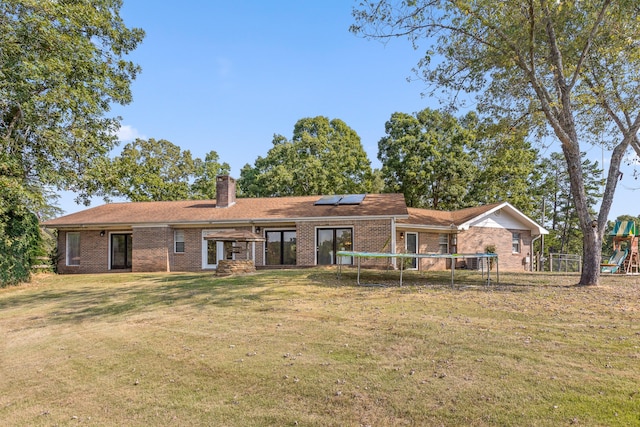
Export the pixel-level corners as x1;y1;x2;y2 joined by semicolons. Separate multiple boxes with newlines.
42;214;410;229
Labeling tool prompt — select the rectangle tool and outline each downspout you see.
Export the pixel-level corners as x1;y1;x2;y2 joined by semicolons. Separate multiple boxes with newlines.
252;225;257;265
530;234;542;272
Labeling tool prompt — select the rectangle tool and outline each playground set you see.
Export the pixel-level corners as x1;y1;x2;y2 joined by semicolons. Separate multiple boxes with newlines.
601;220;639;274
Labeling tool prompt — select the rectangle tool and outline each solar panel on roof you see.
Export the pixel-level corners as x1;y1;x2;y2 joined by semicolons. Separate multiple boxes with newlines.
315;194;366;206
314;195;342;205
338;194;366;205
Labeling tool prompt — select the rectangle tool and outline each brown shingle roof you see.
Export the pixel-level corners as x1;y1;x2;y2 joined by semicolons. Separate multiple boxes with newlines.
43;193;409;228
400;203;503;227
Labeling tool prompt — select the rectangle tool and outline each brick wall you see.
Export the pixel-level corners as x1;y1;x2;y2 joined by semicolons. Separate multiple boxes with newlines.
395;231;448;271
58;230;136;274
169;226;255;272
297;219;392;267
170;228;203;271
458;227;532;271
393;228;533;272
56;230;126;274
132;227;169;272
56;221;536;274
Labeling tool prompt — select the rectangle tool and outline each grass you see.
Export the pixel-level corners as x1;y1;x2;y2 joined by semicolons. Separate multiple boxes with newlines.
1;268;639;426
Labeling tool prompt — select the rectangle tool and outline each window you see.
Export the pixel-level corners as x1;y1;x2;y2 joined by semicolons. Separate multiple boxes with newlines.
66;232;80;266
438;234;449;254
174;230;185;253
266;230;297;265
317;228;353;265
512;232;521;253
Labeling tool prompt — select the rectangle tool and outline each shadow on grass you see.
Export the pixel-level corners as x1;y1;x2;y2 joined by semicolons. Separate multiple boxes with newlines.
0;272;278;324
311;267;585;292
2;269;627;325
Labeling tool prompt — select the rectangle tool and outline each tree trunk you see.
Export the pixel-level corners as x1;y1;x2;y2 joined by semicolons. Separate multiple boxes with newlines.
579;227;602;286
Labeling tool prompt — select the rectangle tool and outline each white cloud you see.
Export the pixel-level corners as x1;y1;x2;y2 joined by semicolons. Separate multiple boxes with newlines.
116;125;146;142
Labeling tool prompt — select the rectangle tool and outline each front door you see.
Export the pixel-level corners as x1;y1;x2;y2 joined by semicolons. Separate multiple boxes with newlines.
111;233;132;269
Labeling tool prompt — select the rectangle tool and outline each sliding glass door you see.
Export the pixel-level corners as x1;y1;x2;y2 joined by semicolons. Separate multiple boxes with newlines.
317;228;352;265
265;230;297;265
111;233;132;269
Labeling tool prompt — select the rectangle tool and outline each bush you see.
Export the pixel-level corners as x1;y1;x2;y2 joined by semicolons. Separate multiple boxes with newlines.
0;200;42;287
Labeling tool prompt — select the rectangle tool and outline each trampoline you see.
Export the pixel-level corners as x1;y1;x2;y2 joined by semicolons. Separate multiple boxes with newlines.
336;251;499;286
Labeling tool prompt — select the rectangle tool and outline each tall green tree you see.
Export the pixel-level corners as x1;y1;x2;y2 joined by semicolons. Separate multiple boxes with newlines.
466;118;542;217
352;1;640;285
0;0;144;207
378;108;475;209
1;0;143;283
238;116;375;197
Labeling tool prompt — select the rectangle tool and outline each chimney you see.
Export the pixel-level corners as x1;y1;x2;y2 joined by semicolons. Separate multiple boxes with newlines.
216;175;236;208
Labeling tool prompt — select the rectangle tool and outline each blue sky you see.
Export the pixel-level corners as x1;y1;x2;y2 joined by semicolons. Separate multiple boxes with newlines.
59;0;639;220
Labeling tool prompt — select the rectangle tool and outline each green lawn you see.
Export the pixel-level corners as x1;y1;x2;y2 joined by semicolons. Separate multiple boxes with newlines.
1;269;639;426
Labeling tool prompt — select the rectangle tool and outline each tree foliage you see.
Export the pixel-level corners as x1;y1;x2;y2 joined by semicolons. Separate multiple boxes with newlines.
0;0;143;283
538;152;603;256
352;0;640;285
379;108;541;214
1;166;41;286
108;138;229;201
191;150;231;200
378;108;475;209
238;116;375;197
0;0;144;207
467;118;542;217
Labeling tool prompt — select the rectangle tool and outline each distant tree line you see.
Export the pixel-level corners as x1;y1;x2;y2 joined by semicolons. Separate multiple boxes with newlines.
92;111;614;263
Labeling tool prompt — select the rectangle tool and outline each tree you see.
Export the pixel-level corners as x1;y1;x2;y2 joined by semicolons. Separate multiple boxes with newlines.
191;151;231;199
0;0;144;207
1;0;143;283
538;152;603;256
378;108;476;209
238;116;375;197
352;1;640;285
466;118;542;217
108;139;229;202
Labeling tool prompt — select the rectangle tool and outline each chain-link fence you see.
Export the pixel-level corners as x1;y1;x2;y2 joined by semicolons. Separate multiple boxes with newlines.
548;253;582;273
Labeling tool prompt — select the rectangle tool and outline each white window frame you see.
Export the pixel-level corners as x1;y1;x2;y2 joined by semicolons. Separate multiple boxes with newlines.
174;230;185;253
66;232;80;266
438;233;449;254
512;232;521;254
